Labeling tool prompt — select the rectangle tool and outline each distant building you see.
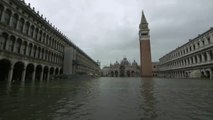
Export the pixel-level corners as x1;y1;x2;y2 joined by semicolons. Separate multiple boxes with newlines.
157;27;213;79
101;57;140;77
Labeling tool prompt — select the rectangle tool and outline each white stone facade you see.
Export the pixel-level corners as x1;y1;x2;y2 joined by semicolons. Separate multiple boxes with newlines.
158;27;213;79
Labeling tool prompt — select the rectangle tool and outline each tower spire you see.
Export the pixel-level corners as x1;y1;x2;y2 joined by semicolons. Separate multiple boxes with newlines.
141;10;148;24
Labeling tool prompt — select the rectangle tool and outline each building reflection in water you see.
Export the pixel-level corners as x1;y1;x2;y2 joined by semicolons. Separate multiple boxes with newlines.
139;78;158;119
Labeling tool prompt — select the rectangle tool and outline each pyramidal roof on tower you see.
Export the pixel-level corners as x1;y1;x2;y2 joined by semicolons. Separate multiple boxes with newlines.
141;10;148;24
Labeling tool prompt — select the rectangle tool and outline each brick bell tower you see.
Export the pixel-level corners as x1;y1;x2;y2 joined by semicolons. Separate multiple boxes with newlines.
139;11;152;77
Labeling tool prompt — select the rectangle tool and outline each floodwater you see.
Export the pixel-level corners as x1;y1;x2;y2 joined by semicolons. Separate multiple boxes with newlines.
0;77;213;120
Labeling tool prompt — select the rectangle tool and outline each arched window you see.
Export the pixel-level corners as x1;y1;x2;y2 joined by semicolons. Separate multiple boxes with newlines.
0;4;4;22
4;9;12;25
17;18;24;32
34;28;38;39
11;14;19;29
42;33;46;43
0;32;8;50
38;30;42;41
37;47;41;59
33;45;37;58
28;43;33;56
15;38;22;53
8;36;15;52
22;41;27;55
29;25;34;37
23;22;30;34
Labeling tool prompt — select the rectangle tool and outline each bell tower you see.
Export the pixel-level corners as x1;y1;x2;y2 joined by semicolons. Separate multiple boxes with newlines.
139;11;152;77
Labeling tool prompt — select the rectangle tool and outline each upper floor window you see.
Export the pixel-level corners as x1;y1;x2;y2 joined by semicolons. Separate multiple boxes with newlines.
23;22;30;34
17;18;24;32
4;9;12;25
11;14;19;29
0;4;4;20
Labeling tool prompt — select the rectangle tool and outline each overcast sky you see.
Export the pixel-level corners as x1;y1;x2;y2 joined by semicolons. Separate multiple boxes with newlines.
25;0;213;68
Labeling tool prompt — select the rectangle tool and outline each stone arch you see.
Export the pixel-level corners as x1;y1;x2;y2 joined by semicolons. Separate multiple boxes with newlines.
34;28;39;39
203;52;207;62
12;61;24;82
0;32;8;50
11;13;19;29
22;41;27;55
55;68;59;75
15;38;22;54
46;35;49;45
3;9;12;25
0;59;11;81
29;25;34;37
25;63;35;81
131;71;135;77
111;71;114;77
38;30;42;41
37;47;41;59
50;67;54;76
60;68;63;75
42;32;46;43
126;70;130;77
115;71;118;77
24;21;30;34
8;35;16;52
28;43;33;56
0;4;4;20
33;45;37;58
35;65;42;81
41;48;44;60
17;18;25;32
43;66;49;80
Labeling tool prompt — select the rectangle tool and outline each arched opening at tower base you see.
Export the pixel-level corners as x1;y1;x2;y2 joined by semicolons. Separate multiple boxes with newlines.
0;59;11;81
12;62;24;82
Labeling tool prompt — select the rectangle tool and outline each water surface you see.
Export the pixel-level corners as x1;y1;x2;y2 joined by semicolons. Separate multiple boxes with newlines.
0;77;213;120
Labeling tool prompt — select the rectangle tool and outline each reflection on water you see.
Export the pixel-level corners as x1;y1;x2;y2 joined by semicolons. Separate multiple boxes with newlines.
0;77;213;120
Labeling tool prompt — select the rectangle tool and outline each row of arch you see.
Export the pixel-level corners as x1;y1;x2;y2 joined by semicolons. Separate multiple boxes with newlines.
110;70;137;77
161;29;213;63
160;49;213;70
0;59;62;82
158;68;213;79
0;32;64;64
0;3;64;53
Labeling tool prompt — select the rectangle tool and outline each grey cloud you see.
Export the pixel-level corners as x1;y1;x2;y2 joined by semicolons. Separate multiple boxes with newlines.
25;0;213;67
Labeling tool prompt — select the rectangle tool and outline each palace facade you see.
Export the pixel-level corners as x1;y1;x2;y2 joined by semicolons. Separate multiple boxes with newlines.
158;27;213;79
0;0;100;83
101;58;140;77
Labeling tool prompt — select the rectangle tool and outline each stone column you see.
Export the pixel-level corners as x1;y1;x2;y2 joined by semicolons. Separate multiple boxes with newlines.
21;66;26;82
197;55;200;63
47;68;50;81
193;56;196;64
207;51;211;61
8;66;14;83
